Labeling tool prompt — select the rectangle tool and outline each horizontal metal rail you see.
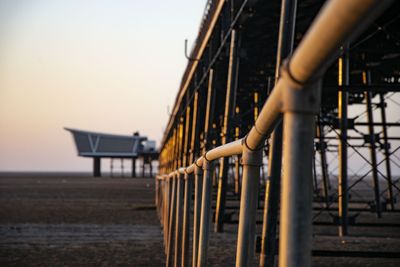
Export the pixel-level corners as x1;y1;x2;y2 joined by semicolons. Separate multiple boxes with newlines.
155;1;392;267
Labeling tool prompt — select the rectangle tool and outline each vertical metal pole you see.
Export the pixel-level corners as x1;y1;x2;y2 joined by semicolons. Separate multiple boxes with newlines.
235;147;262;267
174;173;184;267
167;175;177;267
279;111;315;267
203;69;215;153
338;46;349;236
163;178;168;252
197;160;214;267
142;157;146;177
260;0;297;266
192;165;203;267
234;120;241;196
317;122;330;207
184;106;192;167
260;126;283;267
93;157;101;177
182;172;193;267
234;155;241;196
379;93;395;210
190;91;199;164
132;158;136;178
149;160;152;178
156;177;159;213
165;177;172;254
215;29;240;233
364;77;382;217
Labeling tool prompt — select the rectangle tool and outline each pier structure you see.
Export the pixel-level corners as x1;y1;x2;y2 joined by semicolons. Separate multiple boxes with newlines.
156;0;400;266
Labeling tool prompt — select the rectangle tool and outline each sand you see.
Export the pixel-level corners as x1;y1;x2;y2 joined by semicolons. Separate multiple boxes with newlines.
1;173;399;266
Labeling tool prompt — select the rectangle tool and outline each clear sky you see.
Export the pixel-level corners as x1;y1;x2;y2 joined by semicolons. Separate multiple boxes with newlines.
0;0;206;171
1;1;399;174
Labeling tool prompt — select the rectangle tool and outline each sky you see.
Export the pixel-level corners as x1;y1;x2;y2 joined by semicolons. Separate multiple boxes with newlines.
0;1;399;175
0;0;206;171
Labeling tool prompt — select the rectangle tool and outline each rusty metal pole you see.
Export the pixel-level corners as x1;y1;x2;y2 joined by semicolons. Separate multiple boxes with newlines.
215;29;240;233
197;160;214;267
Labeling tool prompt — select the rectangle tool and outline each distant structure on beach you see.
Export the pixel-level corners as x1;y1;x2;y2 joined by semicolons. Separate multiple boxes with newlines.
65;128;158;177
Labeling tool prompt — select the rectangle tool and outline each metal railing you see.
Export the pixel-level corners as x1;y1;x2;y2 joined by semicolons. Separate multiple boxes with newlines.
155;1;392;266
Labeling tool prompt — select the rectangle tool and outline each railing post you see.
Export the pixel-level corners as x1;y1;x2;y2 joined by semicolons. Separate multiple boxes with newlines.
174;173;184;267
182;172;193;267
235;145;262;267
167;174;177;267
279;64;321;267
197;160;214;267
192;165;204;267
164;176;171;254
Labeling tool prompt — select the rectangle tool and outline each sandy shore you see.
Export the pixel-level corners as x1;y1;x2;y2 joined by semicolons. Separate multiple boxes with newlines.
0;174;165;266
1;173;399;266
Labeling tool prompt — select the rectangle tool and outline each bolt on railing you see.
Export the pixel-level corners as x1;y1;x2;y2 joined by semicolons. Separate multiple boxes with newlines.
155;0;391;266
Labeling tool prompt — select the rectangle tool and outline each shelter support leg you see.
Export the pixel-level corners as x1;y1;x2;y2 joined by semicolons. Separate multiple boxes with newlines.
142;158;146;177
93;157;101;177
132;159;136;178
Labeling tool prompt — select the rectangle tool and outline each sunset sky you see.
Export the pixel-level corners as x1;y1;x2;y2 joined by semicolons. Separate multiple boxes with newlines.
0;0;205;171
1;1;399;174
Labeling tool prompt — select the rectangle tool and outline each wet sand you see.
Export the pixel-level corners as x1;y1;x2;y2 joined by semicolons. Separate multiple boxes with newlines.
0;173;165;266
1;173;399;266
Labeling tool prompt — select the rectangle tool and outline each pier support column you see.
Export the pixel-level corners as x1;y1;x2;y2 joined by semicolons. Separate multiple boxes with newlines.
338;46;349;236
215;29;240;233
260;0;297;265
